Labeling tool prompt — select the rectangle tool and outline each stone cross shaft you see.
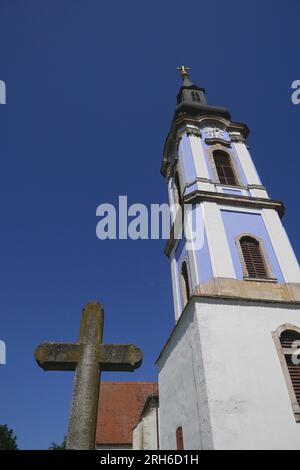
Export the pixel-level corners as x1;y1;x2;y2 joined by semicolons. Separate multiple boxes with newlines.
34;301;142;450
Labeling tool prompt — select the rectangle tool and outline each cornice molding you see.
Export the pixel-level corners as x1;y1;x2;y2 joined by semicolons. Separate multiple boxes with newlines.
184;190;284;216
247;184;267;190
204;137;231;147
230;132;246;143
186;127;201;138
184;177;213;188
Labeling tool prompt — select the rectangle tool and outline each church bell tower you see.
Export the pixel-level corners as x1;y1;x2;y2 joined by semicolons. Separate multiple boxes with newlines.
156;67;300;450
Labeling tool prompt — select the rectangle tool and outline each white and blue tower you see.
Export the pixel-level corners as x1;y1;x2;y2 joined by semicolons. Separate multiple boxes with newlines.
157;67;300;450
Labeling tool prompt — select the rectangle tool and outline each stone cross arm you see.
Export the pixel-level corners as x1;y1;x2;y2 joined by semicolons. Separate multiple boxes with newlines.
35;342;142;372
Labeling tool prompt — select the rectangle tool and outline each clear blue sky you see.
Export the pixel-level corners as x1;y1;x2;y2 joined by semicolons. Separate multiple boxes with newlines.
0;0;299;449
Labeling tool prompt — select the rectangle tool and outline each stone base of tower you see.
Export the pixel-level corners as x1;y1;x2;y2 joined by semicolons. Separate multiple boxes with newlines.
157;296;300;450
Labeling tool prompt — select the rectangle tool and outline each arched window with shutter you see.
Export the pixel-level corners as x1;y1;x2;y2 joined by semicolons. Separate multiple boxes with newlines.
235;234;276;281
180;261;190;308
213;150;238;186
272;325;300;422
240;236;267;279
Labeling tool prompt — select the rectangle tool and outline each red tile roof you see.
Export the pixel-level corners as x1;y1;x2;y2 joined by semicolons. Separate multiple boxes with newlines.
96;382;158;445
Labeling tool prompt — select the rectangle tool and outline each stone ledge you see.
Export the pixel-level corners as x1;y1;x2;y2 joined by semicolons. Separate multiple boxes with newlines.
184;190;285;217
194;278;300;304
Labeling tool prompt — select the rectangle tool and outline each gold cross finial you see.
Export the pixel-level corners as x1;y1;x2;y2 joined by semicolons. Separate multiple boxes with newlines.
177;65;190;79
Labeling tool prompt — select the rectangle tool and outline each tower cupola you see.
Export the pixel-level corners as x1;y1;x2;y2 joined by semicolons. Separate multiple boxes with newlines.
175;65;230;120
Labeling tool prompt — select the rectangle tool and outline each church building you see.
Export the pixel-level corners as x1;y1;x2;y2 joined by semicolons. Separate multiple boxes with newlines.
156;67;300;450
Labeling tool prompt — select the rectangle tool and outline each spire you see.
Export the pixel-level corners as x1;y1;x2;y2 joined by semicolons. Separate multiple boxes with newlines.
177;65;195;88
175;66;231;121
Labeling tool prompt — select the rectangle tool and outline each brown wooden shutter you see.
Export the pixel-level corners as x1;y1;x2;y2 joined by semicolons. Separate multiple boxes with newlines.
285;356;300;406
280;331;300;407
240;236;268;279
213;151;237;186
176;426;184;450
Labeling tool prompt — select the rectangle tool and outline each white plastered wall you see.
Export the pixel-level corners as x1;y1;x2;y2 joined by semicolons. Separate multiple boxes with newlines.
132;408;159;450
157;303;213;450
158;299;300;450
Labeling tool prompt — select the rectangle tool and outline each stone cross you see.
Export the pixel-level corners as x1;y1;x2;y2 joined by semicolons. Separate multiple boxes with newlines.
34;301;142;450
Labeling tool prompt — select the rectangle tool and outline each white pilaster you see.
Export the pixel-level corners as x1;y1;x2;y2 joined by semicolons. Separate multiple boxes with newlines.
249;187;269;198
178;140;187;191
184;206;200;291
167;177;177;224
189;135;215;192
170;252;181;321
167;177;174;206
202;202;236;279
189;135;210;179
232;142;262;186
262;209;300;283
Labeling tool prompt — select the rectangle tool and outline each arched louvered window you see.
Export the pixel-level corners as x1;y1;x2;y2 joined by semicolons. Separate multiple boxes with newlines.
240;236;268;279
213;150;238;186
280;330;300;408
273;325;300;422
176;426;184;450
180;261;190;308
173;171;182;206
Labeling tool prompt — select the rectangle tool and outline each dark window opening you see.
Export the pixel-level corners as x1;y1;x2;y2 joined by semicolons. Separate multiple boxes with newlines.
281;330;300;349
174;171;182;206
240;236;268;279
180;262;190;307
191;91;201;102
213;150;238;186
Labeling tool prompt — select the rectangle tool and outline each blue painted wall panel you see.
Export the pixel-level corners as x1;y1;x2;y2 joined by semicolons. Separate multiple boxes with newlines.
222;188;243;196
